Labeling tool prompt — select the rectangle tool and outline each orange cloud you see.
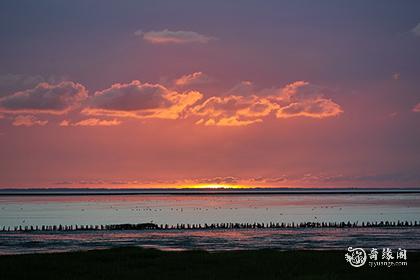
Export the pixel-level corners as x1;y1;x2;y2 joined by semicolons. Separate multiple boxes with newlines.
12;115;48;126
188;81;342;126
82;80;203;120
0;81;87;114
174;72;212;87
2;79;341;127
271;81;343;118
191;95;274;126
59;120;70;127
61;118;122;127
135;29;217;44
275;99;343;119
83;80;342;126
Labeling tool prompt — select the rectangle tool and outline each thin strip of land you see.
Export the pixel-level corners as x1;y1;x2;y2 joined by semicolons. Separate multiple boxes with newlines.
1;187;420;196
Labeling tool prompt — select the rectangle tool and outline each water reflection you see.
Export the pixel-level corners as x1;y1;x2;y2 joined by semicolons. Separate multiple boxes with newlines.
0;194;419;227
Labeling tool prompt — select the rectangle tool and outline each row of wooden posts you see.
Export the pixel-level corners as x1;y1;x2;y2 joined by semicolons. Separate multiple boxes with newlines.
1;220;420;232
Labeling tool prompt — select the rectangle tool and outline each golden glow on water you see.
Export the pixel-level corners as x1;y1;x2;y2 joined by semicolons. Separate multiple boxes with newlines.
182;184;248;189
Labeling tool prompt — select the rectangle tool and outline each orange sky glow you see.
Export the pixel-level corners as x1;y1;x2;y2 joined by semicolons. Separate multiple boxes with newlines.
0;1;419;189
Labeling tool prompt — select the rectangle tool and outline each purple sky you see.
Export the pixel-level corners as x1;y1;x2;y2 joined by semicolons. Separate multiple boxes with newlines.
0;0;419;188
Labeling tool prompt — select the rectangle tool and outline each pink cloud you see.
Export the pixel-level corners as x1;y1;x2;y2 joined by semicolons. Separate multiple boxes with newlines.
12;115;48;127
413;102;420;113
412;22;420;37
135;29;217;44
270;81;343;119
392;73;400;80
227;81;254;96
59;120;70;127
174;72;212;87
69;118;121;127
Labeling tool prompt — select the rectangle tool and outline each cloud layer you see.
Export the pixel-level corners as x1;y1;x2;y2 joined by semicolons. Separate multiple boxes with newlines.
60;118;121;127
81;79;342;126
12;115;48;127
0;76;343;127
191;95;272;126
174;72;212;87
0;81;87;114
83;80;203;120
190;81;343;126
135;29;216;44
273;81;343;119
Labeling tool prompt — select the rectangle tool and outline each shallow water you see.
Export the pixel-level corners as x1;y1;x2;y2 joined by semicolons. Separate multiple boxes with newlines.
1;227;420;255
1;193;419;227
1;193;420;254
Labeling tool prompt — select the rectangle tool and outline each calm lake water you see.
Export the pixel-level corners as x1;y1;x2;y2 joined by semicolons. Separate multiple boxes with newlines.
1;192;420;254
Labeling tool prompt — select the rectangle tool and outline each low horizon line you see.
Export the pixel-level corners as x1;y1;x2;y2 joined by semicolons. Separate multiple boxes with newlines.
1;187;420;196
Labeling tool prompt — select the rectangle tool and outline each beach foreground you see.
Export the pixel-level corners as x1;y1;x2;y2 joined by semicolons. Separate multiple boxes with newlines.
1;247;419;280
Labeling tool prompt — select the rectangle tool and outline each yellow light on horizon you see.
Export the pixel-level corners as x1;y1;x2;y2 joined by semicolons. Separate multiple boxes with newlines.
181;184;248;189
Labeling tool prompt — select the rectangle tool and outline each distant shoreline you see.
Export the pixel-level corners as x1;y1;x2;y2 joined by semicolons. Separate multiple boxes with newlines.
1;188;420;196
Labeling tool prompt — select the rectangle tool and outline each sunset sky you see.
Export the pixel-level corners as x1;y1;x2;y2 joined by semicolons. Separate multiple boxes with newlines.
0;0;419;188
